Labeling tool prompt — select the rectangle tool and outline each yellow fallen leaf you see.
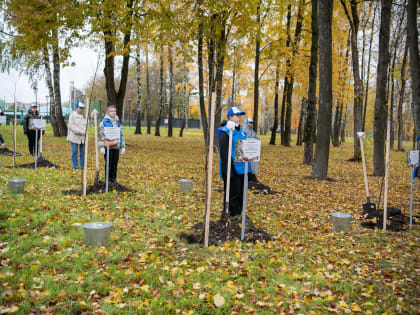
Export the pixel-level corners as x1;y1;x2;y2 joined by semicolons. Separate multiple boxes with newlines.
351;303;362;312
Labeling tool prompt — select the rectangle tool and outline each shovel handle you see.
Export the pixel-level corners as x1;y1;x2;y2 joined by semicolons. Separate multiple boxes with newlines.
359;135;370;200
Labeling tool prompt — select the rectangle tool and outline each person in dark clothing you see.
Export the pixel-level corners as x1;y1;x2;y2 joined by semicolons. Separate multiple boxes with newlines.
0;108;5;146
217;107;248;218
23;105;41;156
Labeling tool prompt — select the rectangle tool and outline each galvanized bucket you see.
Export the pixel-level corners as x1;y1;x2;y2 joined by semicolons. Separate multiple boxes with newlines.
332;212;352;232
8;178;26;194
179;179;192;192
82;222;112;247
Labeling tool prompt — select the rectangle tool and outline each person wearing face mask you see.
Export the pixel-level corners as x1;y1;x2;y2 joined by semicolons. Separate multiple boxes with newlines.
217;107;247;218
98;105;126;183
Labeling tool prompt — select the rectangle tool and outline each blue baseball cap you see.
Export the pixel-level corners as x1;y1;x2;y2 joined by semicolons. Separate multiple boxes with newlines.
227;107;245;117
245;117;254;123
76;103;85;108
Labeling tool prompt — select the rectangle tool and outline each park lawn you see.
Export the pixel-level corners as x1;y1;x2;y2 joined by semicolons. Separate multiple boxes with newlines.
0;124;418;314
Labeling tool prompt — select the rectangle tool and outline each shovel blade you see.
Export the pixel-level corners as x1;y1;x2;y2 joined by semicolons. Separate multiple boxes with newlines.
363;202;377;218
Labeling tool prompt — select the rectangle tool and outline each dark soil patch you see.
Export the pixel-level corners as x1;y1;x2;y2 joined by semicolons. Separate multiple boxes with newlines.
361;206;417;232
63;180;134;195
179;215;272;246
0;148;21;156
248;180;278;195
15;159;59;168
303;176;337;182
347;157;362;162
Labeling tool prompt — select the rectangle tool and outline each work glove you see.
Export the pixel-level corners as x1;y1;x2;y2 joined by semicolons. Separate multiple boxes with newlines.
121;148;125;155
100;148;105;155
226;120;236;130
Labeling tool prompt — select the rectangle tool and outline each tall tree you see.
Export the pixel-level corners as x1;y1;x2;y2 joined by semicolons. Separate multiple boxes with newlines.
340;0;363;160
312;0;333;179
134;44;142;135
134;45;142;134
95;0;135;120
155;50;164;136
179;58;188;137
373;0;392;176
167;46;174;137
283;0;304;147
397;42;408;151
197;1;208;146
303;0;318;164
407;0;420;139
269;63;280;145
145;45;152;134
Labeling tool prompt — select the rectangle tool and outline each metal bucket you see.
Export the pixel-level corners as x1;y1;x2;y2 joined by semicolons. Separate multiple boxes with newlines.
8;178;26;194
332;213;352;232
82;222;112;247
179;179;192;192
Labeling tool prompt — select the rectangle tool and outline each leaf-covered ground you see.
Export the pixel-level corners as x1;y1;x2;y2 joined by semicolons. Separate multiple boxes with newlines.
0;125;419;314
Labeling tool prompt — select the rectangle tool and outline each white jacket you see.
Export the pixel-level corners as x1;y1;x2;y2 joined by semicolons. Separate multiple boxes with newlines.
67;112;87;144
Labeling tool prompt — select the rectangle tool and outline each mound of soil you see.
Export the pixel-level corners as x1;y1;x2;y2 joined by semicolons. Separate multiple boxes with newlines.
361;207;416;232
63;180;134;195
16;159;59;168
0;148;21;156
179;215;272;246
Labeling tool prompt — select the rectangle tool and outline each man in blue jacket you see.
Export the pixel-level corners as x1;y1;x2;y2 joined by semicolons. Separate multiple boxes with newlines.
217;107;247;218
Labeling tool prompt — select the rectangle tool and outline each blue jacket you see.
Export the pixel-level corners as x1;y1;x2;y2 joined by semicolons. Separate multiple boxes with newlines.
217;125;247;178
98;115;125;150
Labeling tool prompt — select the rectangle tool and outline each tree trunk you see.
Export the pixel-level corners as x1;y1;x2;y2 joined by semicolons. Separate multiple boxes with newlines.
43;47;60;137
213;18;227;147
397;41;408;151
296;98;306;146
253;2;261;132
180;59;188;137
312;0;333;180
197;6;208;146
168;47;174;137
407;0;420;139
340;0;362;160
341;110;347;144
134;45;142;135
102;0;133;120
373;0;392;176
303;0;318;164
155;51;164;136
145;46;152;134
52;36;67;136
284;0;304;147
269;63;280;145
280;5;292;146
362;4;377;132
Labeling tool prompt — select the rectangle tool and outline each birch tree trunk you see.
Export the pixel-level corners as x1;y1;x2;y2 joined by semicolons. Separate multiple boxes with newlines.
180;59;188;137
146;45;152;134
52;35;67;136
397;42;408;151
269;63;280;145
155;51;164;136
43;47;60;137
168;46;174;137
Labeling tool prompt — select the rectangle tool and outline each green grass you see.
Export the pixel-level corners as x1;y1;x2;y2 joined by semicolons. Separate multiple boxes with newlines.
0;124;418;314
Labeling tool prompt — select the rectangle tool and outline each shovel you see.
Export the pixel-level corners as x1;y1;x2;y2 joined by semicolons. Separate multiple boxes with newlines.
91;109;100;185
357;132;376;217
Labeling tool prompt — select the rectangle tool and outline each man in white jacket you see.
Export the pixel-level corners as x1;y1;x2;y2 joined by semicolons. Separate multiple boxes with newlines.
67;103;87;169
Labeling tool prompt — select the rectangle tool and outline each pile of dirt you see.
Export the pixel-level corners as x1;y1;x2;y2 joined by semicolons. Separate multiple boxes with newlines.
361;206;416;232
0;148;21;156
179;215;272;246
63;180;134;195
15;159;59;168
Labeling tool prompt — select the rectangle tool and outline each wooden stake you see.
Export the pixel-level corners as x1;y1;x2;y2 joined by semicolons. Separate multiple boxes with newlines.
204;92;216;247
224;128;233;218
91;109;99;177
383;120;391;231
82;101;90;196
